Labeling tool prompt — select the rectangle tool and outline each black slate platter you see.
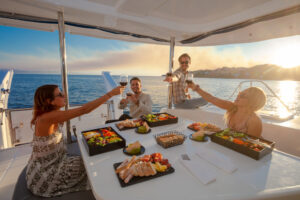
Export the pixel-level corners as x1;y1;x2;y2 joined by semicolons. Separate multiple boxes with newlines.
113;162;175;187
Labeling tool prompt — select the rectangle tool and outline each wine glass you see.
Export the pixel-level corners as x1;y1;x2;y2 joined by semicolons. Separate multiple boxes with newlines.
164;72;172;86
185;72;193;97
119;74;128;98
186;72;193;84
166;72;172;77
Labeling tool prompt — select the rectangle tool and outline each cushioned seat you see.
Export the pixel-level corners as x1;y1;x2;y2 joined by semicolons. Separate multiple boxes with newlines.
12;167;96;200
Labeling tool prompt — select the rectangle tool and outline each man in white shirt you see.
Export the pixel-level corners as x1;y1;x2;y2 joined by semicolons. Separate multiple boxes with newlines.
119;77;152;118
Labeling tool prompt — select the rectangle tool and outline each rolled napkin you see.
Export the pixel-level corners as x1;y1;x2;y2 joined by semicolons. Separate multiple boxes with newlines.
195;147;237;173
180;158;216;185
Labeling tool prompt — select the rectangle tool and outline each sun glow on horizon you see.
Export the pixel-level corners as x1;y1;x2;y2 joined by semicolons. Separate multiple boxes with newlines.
269;42;300;68
275;81;297;118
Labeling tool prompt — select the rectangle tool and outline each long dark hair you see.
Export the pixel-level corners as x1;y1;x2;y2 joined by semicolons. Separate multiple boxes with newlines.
30;84;58;127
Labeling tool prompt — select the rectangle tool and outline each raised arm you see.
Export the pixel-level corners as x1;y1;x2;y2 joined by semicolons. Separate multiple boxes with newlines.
40;86;124;124
163;70;181;83
189;83;234;110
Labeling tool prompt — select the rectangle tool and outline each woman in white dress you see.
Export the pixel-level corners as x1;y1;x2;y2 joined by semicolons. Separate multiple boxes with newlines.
26;84;124;197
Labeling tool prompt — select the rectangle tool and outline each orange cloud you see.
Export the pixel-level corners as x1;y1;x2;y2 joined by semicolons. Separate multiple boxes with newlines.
0;44;262;75
67;44;261;75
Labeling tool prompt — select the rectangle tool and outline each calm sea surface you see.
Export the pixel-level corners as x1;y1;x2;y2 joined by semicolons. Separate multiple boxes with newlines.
8;74;300;117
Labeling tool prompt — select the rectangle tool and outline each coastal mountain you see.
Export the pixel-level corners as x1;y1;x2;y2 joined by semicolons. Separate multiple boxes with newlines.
192;64;300;81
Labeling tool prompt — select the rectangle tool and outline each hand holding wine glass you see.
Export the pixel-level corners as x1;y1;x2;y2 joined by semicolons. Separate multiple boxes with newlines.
164;72;173;82
119;74;128;98
109;86;125;96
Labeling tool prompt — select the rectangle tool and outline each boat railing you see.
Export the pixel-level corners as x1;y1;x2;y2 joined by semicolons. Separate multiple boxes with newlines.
1;101;112;148
228;80;291;111
201;79;295;121
228;80;295;121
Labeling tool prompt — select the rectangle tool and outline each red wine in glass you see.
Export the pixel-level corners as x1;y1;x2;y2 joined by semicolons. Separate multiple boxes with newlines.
120;74;128;98
185;73;193;84
120;82;127;86
166;72;172;77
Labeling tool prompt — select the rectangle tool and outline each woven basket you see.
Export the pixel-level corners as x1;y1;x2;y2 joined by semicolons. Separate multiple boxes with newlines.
154;131;186;148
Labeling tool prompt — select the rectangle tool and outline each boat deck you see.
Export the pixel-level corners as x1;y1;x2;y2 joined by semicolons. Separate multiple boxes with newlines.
0;144;31;200
1;107;300;199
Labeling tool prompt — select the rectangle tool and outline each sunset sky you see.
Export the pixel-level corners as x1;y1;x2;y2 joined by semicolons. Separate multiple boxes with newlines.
1;25;300;76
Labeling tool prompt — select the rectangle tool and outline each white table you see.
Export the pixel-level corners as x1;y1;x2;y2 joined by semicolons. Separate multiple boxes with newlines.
77;117;300;200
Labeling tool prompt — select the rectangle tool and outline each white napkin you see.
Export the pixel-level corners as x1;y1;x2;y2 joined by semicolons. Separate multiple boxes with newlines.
196;147;237;173
181;159;216;185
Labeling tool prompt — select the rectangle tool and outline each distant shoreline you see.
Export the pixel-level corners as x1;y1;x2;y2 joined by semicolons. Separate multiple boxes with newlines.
193;75;300;81
191;64;300;81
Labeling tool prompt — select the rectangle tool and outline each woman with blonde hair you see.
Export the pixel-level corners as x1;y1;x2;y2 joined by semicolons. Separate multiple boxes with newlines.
188;82;266;137
26;84;124;197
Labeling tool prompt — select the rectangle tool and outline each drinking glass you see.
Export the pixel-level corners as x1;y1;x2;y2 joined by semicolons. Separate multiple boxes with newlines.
165;72;173;86
166;72;172;77
119;74;128;98
185;73;193;97
186;73;193;84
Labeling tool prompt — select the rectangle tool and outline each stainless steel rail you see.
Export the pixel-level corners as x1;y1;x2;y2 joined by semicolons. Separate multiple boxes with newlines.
58;11;71;144
168;37;175;109
228;80;292;113
2;102;110;146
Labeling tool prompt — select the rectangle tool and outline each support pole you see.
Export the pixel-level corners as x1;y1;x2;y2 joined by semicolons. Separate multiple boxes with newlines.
58;11;71;144
168;37;175;109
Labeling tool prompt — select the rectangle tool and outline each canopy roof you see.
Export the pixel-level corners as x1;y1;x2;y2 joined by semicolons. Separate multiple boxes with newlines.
0;0;300;46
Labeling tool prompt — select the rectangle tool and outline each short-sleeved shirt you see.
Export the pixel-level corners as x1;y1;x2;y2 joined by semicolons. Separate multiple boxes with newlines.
172;68;188;104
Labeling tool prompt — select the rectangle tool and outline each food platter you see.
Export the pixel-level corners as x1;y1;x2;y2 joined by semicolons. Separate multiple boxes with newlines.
113;162;174;187
210;129;275;160
116;119;143;131
187;122;221;134
142;113;178;127
81;127;126;156
114;153;174;187
154;131;186;148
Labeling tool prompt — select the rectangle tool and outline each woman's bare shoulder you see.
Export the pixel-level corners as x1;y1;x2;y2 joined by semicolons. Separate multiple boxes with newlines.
35;113;58;136
247;113;263;137
250;113;262;123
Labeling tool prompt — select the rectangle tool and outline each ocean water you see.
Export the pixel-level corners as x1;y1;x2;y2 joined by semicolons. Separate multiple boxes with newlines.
8;74;300;116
